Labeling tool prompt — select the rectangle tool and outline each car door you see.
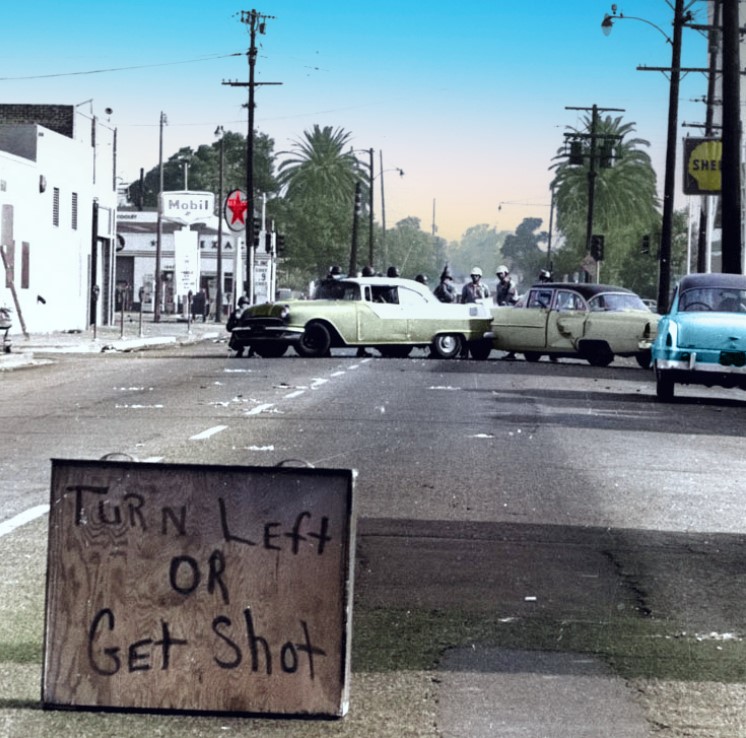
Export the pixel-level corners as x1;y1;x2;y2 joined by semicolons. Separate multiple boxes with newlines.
358;284;409;342
491;287;552;350
584;292;651;353
546;289;587;351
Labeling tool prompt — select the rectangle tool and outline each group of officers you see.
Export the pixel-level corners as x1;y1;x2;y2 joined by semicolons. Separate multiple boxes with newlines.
322;262;552;308
432;265;551;306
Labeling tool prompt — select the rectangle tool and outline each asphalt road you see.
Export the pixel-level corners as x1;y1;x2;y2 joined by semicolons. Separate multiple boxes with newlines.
2;344;746;735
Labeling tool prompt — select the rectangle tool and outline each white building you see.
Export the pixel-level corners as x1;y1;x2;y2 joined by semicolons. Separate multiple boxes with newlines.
0;104;117;334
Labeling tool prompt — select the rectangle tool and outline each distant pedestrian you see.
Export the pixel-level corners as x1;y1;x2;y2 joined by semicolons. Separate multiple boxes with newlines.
433;267;457;303
494;266;518;306
226;296;249;332
415;274;429;285
191;289;208;322
461;267;490;303
537;268;552;283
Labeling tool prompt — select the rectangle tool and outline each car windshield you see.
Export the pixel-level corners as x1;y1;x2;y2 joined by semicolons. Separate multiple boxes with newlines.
679;287;746;313
588;293;647;312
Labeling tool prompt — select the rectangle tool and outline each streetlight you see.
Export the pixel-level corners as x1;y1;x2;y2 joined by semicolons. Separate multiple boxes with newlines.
601;2;691;313
350;149;404;270
375;161;404;269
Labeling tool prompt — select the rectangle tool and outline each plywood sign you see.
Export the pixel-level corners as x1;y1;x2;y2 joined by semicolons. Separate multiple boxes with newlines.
42;459;355;717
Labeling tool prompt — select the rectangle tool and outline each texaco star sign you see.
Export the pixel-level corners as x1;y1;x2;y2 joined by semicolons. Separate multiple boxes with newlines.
224;189;249;232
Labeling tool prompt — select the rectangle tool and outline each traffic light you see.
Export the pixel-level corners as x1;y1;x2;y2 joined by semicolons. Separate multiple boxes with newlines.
265;231;272;253
590;234;605;262
569;140;583;165
276;234;286;254
252;217;261;248
641;234;650;255
599;139;615;168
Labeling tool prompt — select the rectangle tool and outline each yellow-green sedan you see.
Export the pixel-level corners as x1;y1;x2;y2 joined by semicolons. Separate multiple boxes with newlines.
228;277;494;359
487;282;657;367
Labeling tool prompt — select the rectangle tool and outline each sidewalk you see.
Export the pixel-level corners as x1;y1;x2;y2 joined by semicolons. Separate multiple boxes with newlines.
0;313;224;370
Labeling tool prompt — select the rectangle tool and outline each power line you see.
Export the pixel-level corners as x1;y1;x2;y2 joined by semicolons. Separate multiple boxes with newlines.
0;52;242;81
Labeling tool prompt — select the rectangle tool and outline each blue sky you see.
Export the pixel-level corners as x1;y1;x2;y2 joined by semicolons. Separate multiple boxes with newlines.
0;0;709;241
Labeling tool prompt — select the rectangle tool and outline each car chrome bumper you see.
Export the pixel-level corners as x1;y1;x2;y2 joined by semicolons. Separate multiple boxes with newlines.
656;356;746;375
231;325;303;343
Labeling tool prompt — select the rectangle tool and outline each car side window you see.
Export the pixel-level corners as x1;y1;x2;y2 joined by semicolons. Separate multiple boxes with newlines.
397;287;428;306
527;289;553;309
588;295;609;311
556;290;585;311
371;285;398;304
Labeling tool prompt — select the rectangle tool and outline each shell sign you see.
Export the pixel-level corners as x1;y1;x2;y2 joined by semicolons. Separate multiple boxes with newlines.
683;138;722;195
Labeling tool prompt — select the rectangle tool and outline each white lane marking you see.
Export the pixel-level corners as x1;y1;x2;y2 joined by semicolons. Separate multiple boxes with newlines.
246;403;275;415
330;371;346;377
0;504;49;538
142;456;164;462
190;425;228;440
115;404;165;409
310;378;329;389
284;390;305;399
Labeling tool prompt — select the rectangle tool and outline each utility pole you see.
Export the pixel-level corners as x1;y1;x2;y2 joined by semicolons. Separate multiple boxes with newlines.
215;126;225;323
223;10;281;303
696;0;720;274
720;0;742;273
349;181;362;276
367;147;374;268
379;150;387;267
154;111;167;323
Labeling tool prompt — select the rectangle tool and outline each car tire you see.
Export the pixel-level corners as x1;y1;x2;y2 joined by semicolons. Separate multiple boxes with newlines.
586;352;614;367
636;350;652;369
430;334;463;359
254;343;288;358
523;351;542;362
378;345;413;358
296;322;332;358
468;339;492;360
655;366;675;401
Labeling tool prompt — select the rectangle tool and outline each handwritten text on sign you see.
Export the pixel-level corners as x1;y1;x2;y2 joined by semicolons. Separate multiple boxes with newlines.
42;460;355;717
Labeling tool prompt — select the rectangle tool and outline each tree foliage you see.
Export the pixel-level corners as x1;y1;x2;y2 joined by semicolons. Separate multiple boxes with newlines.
501;218;548;284
127;131;278;209
449;224;506;280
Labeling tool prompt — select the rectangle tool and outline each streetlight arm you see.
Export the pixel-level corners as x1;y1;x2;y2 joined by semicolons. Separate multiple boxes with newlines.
602;12;672;44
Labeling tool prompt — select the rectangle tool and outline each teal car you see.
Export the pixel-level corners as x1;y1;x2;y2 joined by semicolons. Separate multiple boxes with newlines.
228;276;494;359
652;273;746;401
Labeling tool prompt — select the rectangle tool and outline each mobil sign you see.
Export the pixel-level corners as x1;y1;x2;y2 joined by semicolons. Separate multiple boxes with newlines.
159;191;215;225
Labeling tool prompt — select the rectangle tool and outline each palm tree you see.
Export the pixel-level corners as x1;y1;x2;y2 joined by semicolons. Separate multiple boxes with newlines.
550;115;660;285
277;125;369;279
278;125;365;204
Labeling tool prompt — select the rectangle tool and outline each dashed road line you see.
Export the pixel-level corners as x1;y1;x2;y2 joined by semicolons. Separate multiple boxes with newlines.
190;425;229;440
0;504;49;538
245;403;275;416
